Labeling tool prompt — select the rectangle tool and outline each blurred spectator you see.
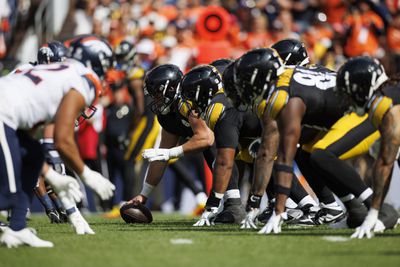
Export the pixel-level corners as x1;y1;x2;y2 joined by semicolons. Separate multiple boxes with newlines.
387;11;400;74
343;0;385;57
74;0;96;35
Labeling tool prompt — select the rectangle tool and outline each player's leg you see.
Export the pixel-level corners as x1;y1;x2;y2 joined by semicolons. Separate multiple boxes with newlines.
309;113;380;226
0;123;53;248
34;177;62;223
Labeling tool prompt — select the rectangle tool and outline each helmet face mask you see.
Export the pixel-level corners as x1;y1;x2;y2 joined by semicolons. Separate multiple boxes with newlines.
143;64;183;115
233;48;283;108
180;65;223;118
336;56;388;116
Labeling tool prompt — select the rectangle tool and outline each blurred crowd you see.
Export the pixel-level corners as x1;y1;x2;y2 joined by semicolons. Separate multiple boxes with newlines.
2;0;400;215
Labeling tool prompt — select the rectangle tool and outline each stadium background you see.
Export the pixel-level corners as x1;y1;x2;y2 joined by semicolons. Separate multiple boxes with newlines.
0;0;400;215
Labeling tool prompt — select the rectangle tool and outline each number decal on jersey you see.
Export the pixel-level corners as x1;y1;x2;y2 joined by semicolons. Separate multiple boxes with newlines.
293;69;336;91
23;65;69;85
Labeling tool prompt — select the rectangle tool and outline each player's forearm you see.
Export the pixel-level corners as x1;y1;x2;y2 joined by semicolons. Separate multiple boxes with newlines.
371;158;393;210
182;130;214;154
212;148;235;194
142;161;169;190
252;121;279;196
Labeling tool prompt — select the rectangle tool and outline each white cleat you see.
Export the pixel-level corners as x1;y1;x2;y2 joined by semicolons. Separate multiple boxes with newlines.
69;212;95;235
0;228;53;248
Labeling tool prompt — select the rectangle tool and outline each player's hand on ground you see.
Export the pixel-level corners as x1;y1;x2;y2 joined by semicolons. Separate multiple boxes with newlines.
351;208;379;239
240;208;259;229
127;195;148;205
44;168;83;203
258;211;286;235
80;166;115;201
69;211;95;235
193;207;219;227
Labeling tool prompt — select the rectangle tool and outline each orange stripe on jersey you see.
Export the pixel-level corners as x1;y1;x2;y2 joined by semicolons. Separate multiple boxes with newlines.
83;73;103;104
369;96;393;128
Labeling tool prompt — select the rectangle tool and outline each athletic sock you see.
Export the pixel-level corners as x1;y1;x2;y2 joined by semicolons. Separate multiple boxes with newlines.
224;189;241;200
37;193;56;211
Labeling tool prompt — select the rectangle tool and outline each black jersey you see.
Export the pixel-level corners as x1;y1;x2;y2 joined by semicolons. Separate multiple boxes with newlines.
204;92;261;149
157;103;193;138
262;65;350;130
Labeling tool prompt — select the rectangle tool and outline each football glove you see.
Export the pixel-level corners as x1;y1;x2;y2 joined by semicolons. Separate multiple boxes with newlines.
142;146;183;162
44;167;83;203
240;208;259;229
69;211;95;235
193;207;219;227
351;208;379;239
80;166;115;201
258;211;287;235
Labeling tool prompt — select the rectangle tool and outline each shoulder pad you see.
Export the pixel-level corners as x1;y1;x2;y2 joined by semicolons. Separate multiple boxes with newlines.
276;68;294;88
369;96;393;128
205;102;225;131
266;90;289;120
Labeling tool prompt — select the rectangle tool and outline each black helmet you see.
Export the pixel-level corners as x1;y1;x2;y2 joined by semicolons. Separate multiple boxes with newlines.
272;38;309;66
143;64;183;115
210;58;233;75
37;41;68;64
114;40;136;71
180;65;223;117
336;56;388;115
68;35;113;79
222;62;241;107
233;48;284;106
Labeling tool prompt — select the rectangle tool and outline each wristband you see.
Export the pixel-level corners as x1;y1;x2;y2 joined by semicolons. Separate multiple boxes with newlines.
205;191;223;208
79;165;91;180
140;182;155;198
274;163;293;174
169;146;184;159
275;185;291;196
246;194;262;210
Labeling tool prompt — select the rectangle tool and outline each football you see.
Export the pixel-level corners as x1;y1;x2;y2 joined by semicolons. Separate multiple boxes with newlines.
120;203;153;224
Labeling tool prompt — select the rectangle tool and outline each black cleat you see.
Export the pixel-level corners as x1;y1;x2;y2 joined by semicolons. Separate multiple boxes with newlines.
58;209;68;223
257;200;275;224
314;205;346;225
214;198;246;224
286;204;319;226
46;209;62;224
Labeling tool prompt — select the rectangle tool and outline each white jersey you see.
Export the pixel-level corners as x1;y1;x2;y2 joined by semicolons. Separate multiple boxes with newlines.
0;59;101;130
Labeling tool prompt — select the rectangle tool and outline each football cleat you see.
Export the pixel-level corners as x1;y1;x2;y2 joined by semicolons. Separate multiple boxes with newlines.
314;204;346;225
287;205;320;227
46;209;62;224
257;199;275;224
58;209;68;223
103;205;121;219
0;228;53;248
214;198;246;224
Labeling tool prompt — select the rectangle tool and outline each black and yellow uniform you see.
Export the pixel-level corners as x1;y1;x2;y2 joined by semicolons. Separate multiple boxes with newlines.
260;65;379;207
259;65;380;160
368;84;400;128
124;67;160;162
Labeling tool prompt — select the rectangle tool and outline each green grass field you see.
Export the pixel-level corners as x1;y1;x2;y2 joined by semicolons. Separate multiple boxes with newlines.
1;213;400;267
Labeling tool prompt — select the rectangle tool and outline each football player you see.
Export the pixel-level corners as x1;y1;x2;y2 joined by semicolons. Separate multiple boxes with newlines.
336;57;399;238
234;48;380;234
0;35;115;247
127;64;214;213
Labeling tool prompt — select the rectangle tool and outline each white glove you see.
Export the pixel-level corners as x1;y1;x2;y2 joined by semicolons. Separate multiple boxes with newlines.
79;165;115;201
44;167;83;203
240;208;259;229
258;211;287;235
142;146;183;162
68;211;95;235
351;208;379;239
193;207;219;227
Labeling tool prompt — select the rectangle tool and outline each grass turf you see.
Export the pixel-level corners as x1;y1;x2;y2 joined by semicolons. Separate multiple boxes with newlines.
1;213;400;267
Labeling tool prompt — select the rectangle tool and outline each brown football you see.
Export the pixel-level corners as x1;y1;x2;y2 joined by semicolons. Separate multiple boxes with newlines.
120;203;153;224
